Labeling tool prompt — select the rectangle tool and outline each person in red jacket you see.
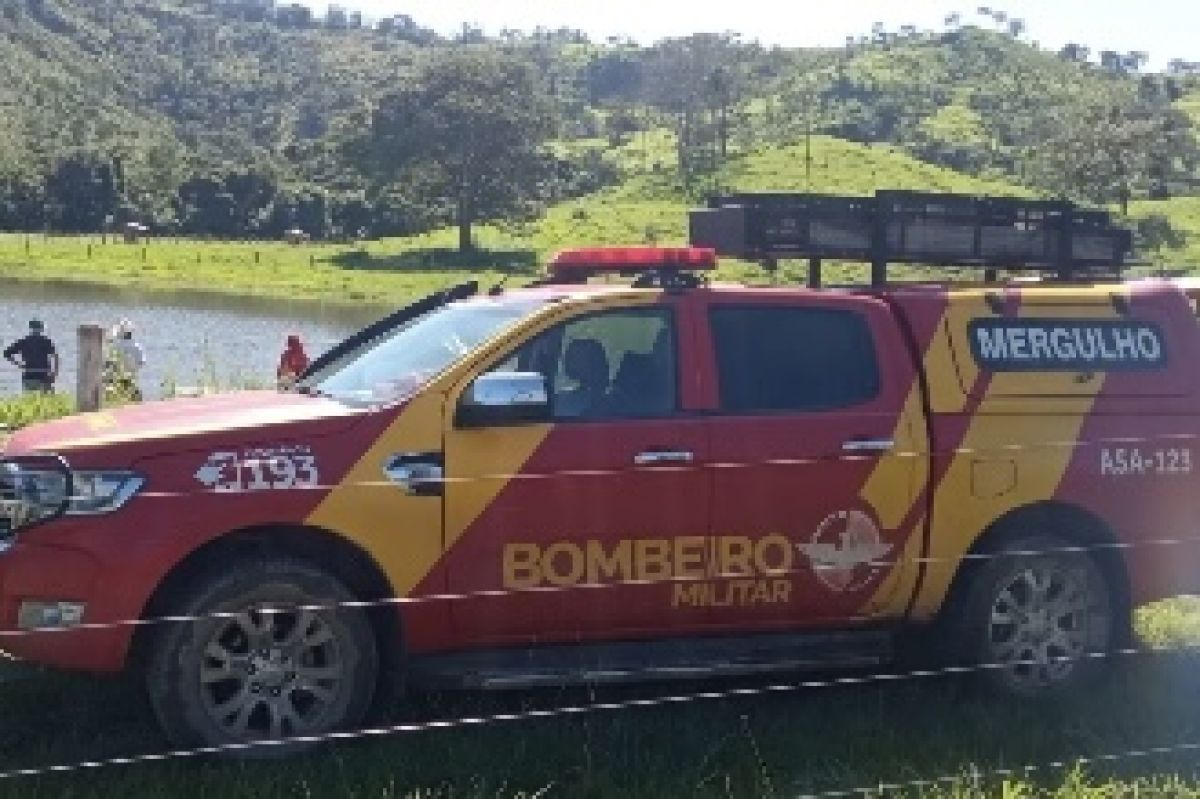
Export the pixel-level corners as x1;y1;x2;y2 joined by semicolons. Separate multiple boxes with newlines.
276;334;310;389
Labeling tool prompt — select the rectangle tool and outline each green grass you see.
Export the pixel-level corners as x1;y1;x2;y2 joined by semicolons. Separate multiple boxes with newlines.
3;136;1197;308
0;135;1054;308
1129;197;1200;269
1178;91;1200;133
0;393;72;433
0;602;1199;797
0;234;519;308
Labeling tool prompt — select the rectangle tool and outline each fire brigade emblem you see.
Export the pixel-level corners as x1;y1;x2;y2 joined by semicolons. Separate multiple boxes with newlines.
797;509;892;593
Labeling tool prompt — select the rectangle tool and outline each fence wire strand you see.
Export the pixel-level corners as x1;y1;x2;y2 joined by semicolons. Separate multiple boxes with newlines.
1;529;1200;640
0;642;1199;782
4;429;1200;784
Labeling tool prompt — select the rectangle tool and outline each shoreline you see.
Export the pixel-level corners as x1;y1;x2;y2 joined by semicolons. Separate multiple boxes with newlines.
0;267;458;311
0;273;397;318
0;235;522;310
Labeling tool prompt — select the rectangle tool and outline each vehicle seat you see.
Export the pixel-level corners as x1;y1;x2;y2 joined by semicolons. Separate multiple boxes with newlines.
607;330;674;416
556;338;610;418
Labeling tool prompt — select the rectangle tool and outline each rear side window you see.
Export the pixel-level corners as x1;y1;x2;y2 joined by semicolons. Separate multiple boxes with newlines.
710;306;881;413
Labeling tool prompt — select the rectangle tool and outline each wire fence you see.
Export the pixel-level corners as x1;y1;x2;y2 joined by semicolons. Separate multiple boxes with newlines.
0;641;1198;784
4;431;1200;789
0;642;1199;796
0;522;1199;787
2;431;1200;633
1;531;1199;642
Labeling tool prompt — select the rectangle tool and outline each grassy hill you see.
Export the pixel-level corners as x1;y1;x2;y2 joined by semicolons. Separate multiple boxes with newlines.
0;2;1195;238
0;135;1046;303
0;0;418;204
1130;197;1200;269
1180;90;1200;131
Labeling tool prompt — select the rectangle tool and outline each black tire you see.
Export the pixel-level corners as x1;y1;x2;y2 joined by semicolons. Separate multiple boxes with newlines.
145;558;378;757
948;533;1114;699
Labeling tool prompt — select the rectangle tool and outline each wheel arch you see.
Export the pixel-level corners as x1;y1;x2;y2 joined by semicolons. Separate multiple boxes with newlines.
130;524;403;675
937;501;1132;644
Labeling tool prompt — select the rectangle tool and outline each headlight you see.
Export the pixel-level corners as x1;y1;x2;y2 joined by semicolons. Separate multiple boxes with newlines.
1;461;69;534
1;458;143;544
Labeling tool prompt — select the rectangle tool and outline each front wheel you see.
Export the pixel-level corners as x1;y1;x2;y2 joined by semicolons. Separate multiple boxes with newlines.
950;533;1114;698
145;559;379;756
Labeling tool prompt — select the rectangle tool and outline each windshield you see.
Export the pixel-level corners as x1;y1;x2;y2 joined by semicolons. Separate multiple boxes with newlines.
306;297;550;405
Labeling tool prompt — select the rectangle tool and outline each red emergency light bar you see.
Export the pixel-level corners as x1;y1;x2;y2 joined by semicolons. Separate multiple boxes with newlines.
549;246;717;281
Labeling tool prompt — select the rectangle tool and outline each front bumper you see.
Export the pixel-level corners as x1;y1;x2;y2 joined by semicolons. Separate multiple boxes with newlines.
0;540;131;673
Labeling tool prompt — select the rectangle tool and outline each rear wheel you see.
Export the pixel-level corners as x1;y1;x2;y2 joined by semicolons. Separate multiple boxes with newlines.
951;533;1114;698
145;559;378;756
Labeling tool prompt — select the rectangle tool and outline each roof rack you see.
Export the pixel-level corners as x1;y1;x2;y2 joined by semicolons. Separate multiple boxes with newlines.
689;190;1133;288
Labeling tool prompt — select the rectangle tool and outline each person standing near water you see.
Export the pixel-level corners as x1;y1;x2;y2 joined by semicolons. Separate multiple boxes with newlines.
3;320;59;393
107;319;146;401
277;334;310;389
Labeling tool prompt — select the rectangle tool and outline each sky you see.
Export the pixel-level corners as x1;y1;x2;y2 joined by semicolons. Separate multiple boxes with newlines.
305;0;1199;68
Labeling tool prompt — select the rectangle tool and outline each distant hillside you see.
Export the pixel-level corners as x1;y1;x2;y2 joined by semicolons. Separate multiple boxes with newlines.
383;134;1030;257
377;134;1200;277
1180;91;1200;130
0;0;416;197
0;0;1196;240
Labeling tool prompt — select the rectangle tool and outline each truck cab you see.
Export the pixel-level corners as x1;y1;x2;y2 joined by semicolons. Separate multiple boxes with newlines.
3;241;1199;754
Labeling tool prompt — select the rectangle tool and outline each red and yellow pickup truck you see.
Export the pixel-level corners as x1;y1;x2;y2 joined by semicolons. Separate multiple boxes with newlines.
2;246;1198;751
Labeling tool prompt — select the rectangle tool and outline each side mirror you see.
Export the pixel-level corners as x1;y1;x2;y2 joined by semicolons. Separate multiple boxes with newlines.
456;371;551;428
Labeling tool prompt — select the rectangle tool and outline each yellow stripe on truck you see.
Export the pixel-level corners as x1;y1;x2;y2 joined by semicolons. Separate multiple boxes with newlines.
305;290;656;600
858;384;927;615
908;292;1118;620
305;391;448;597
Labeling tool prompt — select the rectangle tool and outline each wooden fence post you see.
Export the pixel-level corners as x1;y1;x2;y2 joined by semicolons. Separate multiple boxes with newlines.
77;324;104;413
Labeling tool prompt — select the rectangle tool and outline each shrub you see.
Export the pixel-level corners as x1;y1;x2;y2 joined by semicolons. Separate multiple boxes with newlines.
0;394;73;433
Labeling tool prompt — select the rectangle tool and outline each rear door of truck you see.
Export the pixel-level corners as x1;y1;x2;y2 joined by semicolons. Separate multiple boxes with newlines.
693;290;927;632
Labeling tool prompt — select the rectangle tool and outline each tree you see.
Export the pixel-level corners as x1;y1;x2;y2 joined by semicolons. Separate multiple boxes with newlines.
1100;50;1124;73
1059;43;1091;63
585;50;644;105
367;49;557;252
640;34;747;180
1029;103;1199;210
1123;51;1149;73
1137;214;1188;261
45;154;118;232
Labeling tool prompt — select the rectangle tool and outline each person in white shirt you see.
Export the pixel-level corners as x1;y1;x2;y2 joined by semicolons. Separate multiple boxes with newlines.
107;319;147;400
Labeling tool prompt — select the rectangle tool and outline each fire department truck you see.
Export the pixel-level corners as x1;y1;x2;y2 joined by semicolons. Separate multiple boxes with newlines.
2;191;1196;754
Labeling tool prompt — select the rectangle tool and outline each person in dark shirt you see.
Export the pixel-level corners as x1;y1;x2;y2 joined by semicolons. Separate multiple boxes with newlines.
4;320;59;393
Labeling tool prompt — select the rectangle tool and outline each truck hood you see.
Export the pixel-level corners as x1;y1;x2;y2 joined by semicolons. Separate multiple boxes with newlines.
2;391;364;458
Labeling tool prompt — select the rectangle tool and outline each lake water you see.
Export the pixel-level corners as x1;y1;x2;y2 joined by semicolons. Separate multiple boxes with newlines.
0;281;385;399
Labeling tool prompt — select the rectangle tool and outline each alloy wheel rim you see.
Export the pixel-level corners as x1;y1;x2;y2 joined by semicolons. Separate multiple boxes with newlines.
198;606;343;740
986;560;1093;690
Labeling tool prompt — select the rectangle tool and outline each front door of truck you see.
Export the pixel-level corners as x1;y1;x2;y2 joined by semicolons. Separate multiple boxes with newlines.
440;301;712;646
696;294;924;631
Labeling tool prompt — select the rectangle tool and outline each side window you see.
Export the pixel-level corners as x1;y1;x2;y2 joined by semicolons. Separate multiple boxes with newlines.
494;308;678;420
710;306;880;413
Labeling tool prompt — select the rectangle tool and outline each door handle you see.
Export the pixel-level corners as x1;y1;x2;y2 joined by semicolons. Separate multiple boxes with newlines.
383;453;444;496
634;450;695;466
842;438;895;454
